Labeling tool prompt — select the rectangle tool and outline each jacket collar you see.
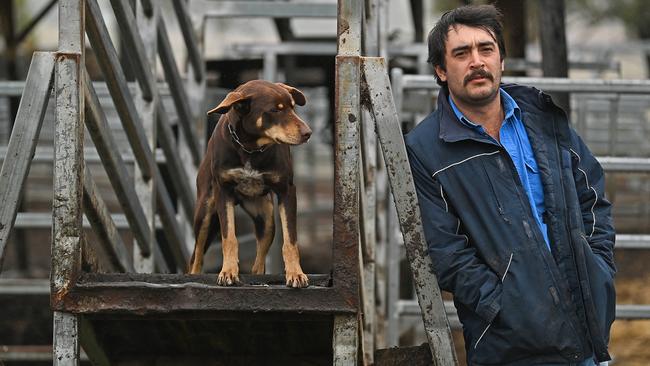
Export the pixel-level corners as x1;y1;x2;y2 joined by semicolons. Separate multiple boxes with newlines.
437;86;487;143
438;84;544;144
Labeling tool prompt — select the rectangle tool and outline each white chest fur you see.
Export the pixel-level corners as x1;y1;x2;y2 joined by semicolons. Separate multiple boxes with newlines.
220;162;267;197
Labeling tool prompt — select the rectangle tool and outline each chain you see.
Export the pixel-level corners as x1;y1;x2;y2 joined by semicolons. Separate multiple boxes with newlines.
227;123;269;154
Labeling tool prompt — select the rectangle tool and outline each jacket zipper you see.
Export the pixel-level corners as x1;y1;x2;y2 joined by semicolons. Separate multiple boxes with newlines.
482;164;509;222
550;102;588;355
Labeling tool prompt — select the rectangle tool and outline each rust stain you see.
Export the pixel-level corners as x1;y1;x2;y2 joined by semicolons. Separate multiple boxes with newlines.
338;19;350;38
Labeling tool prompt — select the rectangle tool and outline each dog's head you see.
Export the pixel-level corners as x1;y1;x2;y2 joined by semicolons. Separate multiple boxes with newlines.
207;80;312;145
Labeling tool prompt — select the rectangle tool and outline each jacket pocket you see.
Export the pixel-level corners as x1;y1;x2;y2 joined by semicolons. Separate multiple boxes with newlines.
473;253;514;351
471;248;580;365
579;234;616;344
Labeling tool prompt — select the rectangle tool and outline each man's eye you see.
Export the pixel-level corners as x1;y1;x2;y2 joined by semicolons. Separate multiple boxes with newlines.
269;108;280;113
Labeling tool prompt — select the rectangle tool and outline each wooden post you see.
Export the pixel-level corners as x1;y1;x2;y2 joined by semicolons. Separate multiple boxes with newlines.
133;0;158;272
538;0;570;114
491;0;527;77
53;0;84;364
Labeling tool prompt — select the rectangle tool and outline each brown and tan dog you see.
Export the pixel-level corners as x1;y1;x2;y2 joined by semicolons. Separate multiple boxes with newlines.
188;80;312;288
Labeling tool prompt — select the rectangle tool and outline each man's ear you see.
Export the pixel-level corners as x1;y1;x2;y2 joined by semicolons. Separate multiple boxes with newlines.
434;65;447;82
275;83;307;106
207;91;250;115
501;59;505;72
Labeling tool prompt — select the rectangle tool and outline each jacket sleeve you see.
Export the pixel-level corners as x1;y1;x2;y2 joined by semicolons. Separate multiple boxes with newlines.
569;130;616;275
407;145;502;324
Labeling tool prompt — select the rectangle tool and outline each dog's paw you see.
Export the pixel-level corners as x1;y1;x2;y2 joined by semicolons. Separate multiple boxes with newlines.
285;272;309;288
217;270;240;286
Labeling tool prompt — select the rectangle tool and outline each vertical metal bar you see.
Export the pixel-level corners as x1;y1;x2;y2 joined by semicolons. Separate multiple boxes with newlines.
53;312;79;366
378;0;389;60
133;0;158;272
363;0;379;57
577;96;587;137
333;54;361;307
337;0;362;56
608;95;620;155
333;315;358;366
53;1;83;364
53;0;84;300
334;3;361;362
0;52;54;270
263;50;277;81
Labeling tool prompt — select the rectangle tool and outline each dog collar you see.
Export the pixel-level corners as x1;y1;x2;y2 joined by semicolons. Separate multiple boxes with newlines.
227;123;269;154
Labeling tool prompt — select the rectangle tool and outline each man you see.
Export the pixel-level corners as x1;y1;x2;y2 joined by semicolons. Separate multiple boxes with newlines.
405;5;616;366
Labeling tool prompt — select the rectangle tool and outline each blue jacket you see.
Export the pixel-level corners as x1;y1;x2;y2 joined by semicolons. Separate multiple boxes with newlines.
405;84;616;366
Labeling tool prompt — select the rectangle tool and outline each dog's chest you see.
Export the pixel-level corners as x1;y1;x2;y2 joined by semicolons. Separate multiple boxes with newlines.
220;162;280;197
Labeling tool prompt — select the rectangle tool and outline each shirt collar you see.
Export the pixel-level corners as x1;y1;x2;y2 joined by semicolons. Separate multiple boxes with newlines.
447;88;522;128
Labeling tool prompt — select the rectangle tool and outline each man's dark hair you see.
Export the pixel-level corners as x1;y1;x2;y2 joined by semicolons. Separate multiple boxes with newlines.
427;5;506;86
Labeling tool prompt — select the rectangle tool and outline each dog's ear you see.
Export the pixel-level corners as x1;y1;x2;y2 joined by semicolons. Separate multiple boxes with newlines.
207;92;250;115
276;83;307;106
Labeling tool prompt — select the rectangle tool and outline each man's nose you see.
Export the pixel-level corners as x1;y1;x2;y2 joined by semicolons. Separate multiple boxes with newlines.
469;49;484;68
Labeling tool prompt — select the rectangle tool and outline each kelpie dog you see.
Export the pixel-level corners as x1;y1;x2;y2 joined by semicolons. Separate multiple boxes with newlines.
188;80;312;288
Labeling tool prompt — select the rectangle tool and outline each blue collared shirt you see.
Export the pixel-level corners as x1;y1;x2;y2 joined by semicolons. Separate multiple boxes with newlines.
448;90;550;249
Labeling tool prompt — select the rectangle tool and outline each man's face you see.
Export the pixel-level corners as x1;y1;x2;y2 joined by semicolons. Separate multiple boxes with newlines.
435;24;504;107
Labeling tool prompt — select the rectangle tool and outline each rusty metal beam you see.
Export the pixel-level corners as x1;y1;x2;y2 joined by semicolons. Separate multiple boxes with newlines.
53;0;84;302
52;273;356;314
362;57;458;365
332;55;361;311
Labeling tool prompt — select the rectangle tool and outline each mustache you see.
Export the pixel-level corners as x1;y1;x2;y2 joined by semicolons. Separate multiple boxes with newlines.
464;69;494;85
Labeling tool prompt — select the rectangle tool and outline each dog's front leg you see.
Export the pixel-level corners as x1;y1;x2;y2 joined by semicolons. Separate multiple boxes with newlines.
216;194;240;286
278;184;309;288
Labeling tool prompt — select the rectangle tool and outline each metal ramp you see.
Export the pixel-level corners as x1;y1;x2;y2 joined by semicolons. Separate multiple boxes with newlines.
0;1;459;364
52;0;358;364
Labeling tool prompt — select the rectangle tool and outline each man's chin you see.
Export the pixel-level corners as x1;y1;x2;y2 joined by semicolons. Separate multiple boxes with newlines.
465;89;498;104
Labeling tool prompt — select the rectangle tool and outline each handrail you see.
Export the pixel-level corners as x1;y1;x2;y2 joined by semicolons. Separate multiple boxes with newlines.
83;165;134;272
85;0;196;270
85;0;156;180
171;0;204;82
204;1;337;18
157;16;201;165
109;0;155;102
398;74;650;94
83;71;153;257
0;52;55;271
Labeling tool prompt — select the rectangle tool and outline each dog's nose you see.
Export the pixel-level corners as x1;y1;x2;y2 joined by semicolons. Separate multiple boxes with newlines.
301;126;312;141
